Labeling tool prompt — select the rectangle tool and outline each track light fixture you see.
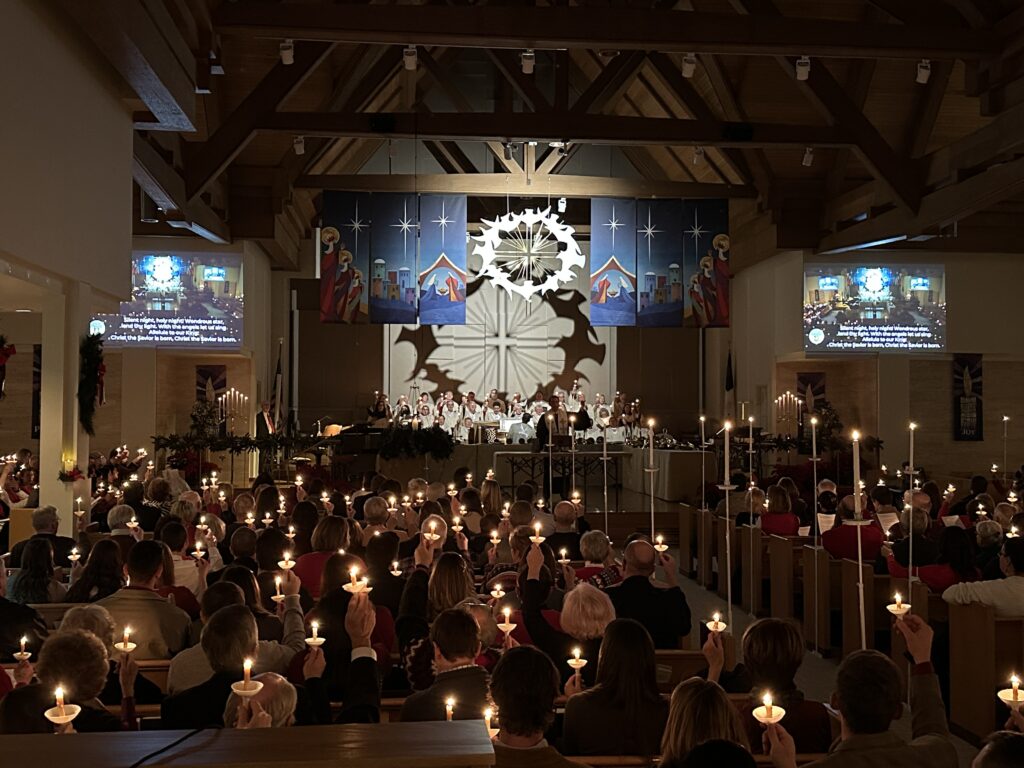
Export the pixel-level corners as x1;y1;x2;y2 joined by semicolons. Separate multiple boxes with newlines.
802;146;814;167
293;136;305;156
693;146;705;165
916;58;931;85
139;189;159;224
403;45;417;71
503;142;513;161
279;39;294;66
521;49;535;75
681;53;697;79
795;55;811;81
557;197;567;213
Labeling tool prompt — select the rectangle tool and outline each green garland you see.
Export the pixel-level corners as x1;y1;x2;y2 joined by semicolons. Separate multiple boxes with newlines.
78;333;104;436
378;425;455;462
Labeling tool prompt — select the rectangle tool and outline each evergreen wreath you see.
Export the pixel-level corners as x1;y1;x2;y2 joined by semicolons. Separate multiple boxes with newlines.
77;333;104;436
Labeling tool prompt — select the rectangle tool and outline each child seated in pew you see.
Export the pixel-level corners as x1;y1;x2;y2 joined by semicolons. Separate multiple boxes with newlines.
705;618;833;754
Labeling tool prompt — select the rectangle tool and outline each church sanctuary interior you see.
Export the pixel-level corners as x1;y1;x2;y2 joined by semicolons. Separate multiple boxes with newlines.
6;1;1024;766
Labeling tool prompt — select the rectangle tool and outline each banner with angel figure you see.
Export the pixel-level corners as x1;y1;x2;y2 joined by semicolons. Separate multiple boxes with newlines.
683;199;730;328
418;194;467;325
320;191;370;324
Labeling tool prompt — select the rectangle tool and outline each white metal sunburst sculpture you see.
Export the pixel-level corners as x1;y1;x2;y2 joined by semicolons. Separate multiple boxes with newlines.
472;208;585;301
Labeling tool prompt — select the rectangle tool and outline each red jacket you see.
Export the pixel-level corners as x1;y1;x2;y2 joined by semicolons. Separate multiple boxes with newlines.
886;556;979;593
761;513;800;537
822;522;884;562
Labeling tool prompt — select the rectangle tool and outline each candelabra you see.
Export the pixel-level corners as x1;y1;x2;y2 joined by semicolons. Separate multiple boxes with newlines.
774;390;803;437
218;388;250;435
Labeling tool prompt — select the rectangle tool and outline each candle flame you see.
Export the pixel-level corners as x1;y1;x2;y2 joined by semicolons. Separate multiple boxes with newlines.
712;612;721;623
1013;674;1020;685
723;420;733;431
763;692;773;708
573;647;581;660
851;430;860;441
503;606;511;620
243;658;252;671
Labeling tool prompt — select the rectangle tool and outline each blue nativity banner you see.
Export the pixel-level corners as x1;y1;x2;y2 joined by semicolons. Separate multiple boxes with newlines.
418;194;467;325
370;193;419;324
636;199;684;327
319;191;370;324
589;198;637;327
683;199;730;328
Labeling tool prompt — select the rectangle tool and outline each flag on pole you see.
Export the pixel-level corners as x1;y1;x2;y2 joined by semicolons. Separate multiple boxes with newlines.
272;339;284;433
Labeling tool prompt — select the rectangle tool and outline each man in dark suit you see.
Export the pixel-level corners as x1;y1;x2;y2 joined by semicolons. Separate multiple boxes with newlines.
8;506;78;568
606;540;691;649
255;401;276;471
399;608;489;722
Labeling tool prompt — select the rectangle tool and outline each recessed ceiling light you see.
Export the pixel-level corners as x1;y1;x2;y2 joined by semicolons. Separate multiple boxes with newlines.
15;308;32;313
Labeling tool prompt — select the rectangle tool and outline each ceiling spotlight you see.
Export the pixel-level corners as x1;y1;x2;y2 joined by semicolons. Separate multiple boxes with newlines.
681;53;697;79
139;189;159;224
279;39;294;66
916;58;931;85
795;55;811;81
693;145;705;165
521;49;535;75
557;197;567;213
503;142;513;161
403;45;417;71
802;146;814;167
293;136;305;156
527;140;538;147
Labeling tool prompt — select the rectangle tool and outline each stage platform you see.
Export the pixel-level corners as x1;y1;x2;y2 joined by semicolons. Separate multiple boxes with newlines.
378;444;716;507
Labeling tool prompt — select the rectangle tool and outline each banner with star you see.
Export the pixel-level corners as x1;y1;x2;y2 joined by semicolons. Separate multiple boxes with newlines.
683;199;730;328
418;194;467;325
636;199;684;327
370;193;419;324
589;198;637;326
319;191;370;324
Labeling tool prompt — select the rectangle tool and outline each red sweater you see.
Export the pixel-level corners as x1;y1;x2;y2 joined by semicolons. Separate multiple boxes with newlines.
293;551;334;599
761;513;800;536
886;556;979;593
822;522;884;562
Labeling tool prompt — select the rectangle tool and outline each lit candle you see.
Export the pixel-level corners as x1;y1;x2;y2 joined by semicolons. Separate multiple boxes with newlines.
852;430;862;518
1013;674;1020;702
311;621;319;640
275;575;282;597
445;697;455;722
243;658;252;686
19;635;27;654
534;522;541;537
193;540;204;559
123;626;131;647
490;529;500;545
763;692;773;719
55;686;65;717
428;520;438;540
391;560;401;576
723;421;732;483
908;422;916;483
560;548;568;560
894;592;902;610
573;647;581;662
350;566;359;587
648;419;655;467
484;707;493;731
502;606;511;625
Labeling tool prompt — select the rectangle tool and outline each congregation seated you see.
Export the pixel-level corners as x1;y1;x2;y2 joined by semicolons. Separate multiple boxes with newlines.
105;504;142;564
821;494;884;562
606;540;691;649
7;537;67;604
974;520;1005;580
545;501;583;561
96;540;191;659
226;525;260;575
659;677;750;767
562;618;667;756
734;487;766;528
220;564;286;642
943;536;1024;615
293;516;350;599
364;531;405;619
7;505;77;568
875;506;938;574
66;538;123;603
886;526;980;592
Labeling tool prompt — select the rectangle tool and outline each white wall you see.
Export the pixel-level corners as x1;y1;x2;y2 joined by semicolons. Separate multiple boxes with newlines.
0;0;132;300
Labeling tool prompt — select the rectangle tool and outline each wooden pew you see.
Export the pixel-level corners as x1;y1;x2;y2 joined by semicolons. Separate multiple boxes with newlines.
738;525;765;615
565;756;828;767
653;639;736;694
840;559;891;659
27;602;78;629
890;579;948;686
801;546;842;655
949;602;1024;743
696;509;715;588
767;535;812;620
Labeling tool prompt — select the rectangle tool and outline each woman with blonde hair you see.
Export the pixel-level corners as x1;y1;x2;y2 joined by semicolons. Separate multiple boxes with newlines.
293;515;351;598
427;551;476;619
660;677;749;767
479;478;503;518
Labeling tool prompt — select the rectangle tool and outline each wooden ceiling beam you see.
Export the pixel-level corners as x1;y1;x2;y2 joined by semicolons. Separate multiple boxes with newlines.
818;154;1024;254
59;0;197;131
212;4;995;60
296;173;755;199
824;58;877;198
904;61;953;157
485;49;551;111
185;41;335;202
573;52;648;114
257;111;853;148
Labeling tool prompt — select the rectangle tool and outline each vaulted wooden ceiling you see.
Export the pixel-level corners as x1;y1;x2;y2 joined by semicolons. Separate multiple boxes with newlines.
60;0;1024;270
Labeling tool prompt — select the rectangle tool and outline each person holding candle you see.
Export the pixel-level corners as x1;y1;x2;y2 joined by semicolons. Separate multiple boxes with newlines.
0;629;137;733
253;527;315;615
363;531;406;619
562;618;668;757
659;677;750;767
886;526;980;593
490;646;582;768
546;502;583;561
157;521;215;599
760;486;800;537
943;536;1024;617
0;565;48;659
293;517;352;599
822;494;885;562
606;540;692;649
399;608;490;722
7;538;67;605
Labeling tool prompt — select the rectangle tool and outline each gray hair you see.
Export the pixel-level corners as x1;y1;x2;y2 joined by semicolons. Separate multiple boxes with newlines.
363;496;389;525
31;506;59;532
223;672;297;728
107;504;135;530
61;604;116;652
977;519;1004;549
899;506;930;536
580;530;611;563
169;498;198;525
